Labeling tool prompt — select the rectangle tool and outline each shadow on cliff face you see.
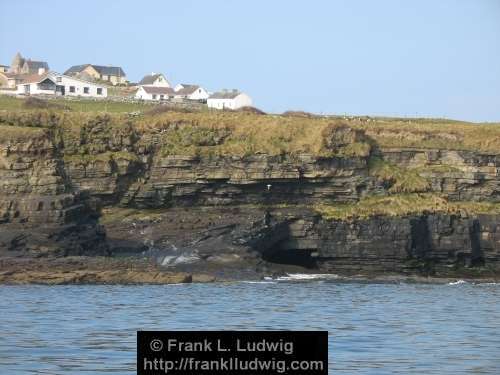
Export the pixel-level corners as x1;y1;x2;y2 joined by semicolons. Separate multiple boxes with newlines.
262;248;318;268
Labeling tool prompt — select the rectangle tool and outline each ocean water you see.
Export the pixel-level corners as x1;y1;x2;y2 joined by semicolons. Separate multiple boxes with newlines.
1;278;499;374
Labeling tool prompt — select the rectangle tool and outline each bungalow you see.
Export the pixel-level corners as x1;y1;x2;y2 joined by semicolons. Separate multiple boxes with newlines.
139;73;170;87
207;90;252;110
16;72;107;97
173;84;209;101
64;64;127;85
135;86;175;101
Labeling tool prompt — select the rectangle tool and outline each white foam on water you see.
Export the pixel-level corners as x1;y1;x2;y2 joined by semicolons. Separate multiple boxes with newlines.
241;281;277;284
275;273;340;281
447;280;468;285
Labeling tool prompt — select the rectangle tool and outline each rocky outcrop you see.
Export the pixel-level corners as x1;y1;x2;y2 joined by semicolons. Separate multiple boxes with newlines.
0;126;107;256
0;256;200;284
315;213;500;275
62;147;500;209
0;112;499;280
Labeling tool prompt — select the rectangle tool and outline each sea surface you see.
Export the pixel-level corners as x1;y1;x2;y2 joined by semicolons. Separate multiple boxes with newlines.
1;276;500;374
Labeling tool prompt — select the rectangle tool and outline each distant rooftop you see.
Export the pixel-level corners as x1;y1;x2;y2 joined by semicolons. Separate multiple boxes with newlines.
141;86;174;95
65;64;126;77
24;60;49;70
175;84;200;95
209;89;241;99
139;73;164;85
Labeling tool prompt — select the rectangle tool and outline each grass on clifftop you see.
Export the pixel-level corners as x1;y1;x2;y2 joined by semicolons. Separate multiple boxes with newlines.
137;111;500;155
137;112;372;157
0;95;152;113
1;102;500;155
315;193;500;221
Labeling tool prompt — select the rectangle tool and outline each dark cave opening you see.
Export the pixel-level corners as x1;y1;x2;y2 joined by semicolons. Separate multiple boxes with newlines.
263;248;318;269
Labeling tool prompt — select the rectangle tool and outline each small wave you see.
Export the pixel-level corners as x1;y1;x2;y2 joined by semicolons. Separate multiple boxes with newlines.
274;273;340;281
241;281;277;284
447;280;468;285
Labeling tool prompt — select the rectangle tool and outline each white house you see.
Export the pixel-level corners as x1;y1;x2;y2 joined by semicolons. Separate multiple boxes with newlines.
16;72;107;97
173;84;209;101
207;90;252;110
135;86;175;101
138;73;171;87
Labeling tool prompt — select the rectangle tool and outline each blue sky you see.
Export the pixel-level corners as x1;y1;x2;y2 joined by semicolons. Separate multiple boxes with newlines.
1;0;499;121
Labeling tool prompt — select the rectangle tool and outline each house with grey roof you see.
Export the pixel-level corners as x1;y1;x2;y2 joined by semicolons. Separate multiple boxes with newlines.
173;83;209;102
139;73;170;87
64;64;127;85
207;89;252;110
14;71;107;98
135;85;175;101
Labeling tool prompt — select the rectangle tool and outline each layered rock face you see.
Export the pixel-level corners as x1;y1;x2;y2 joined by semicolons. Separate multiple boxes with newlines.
1;112;499;277
315;214;500;274
0;126;107;256
62;132;500;208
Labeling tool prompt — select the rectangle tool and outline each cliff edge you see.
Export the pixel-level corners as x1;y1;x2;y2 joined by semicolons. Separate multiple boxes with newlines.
1;109;499;282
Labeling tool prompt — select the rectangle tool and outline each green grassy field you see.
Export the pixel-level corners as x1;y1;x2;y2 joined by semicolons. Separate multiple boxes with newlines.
0;95;154;113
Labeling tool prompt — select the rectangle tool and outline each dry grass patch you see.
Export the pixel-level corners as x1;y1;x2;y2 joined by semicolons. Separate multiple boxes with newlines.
369;157;430;193
350;118;500;154
315;193;500;221
136;111;372;157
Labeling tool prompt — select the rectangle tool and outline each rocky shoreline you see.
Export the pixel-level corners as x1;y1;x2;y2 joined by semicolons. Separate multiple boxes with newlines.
1;111;499;283
0;255;498;285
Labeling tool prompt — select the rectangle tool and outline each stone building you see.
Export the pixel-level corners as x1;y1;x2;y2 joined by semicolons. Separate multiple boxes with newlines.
9;52;49;74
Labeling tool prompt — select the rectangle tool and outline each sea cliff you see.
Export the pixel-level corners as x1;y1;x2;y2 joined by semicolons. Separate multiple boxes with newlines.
1;109;499;283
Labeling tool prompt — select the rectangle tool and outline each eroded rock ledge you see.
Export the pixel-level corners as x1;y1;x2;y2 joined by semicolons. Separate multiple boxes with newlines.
0;111;499;282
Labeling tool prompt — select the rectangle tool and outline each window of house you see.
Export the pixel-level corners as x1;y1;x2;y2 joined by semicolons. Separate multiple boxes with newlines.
160;95;164;100
83;87;89;94
69;86;75;93
56;76;62;83
97;88;102;95
152;94;157;100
